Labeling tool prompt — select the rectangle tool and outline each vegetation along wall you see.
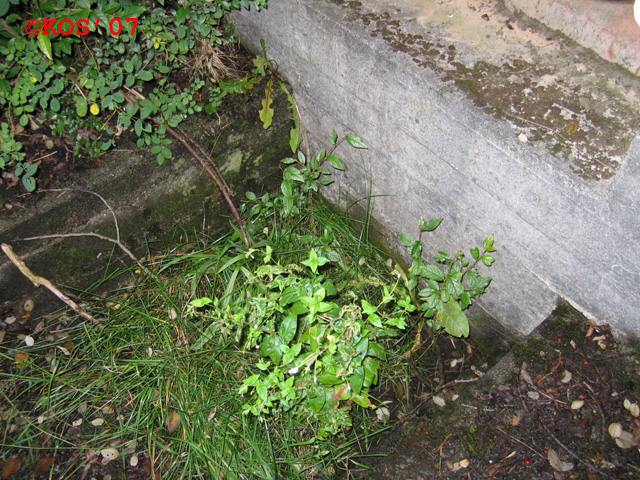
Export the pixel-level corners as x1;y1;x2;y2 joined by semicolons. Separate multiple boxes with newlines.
232;0;640;341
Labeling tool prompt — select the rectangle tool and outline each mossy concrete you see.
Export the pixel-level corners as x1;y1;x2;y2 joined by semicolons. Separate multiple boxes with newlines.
233;0;640;341
0;88;291;316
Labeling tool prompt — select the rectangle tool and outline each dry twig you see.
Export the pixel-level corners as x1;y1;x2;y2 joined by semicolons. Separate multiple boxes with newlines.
1;244;96;322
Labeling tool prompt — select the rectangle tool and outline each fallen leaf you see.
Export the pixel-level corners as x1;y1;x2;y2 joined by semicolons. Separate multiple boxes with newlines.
91;418;105;426
527;391;540;400
571;400;584;410
548;448;574;472
433;396;446;407
100;447;119;465
24;336;34;347
85;450;100;465
130;454;139;467
520;363;534;386
166;410;181;434
511;411;523;426
614;430;636;449
23;298;34;312
561;370;572;383
608;422;623;438
14;352;29;366
31;455;55;474
2;454;21;478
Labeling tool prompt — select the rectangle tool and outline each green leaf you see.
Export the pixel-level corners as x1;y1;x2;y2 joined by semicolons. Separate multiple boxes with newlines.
368;342;387;360
481;254;495;267
435;298;469;337
483;234;495;251
470;247;480;260
37;34;52;61
289;128;303;153
278;315;297;344
423;265;444;282
301;249;329;274
419;217;443;232
361;300;377;316
0;0;10;17
326;154;344;170
22;175;36;192
138;70;154;81
345;134;367;149
330;129;338;145
349;366;365;394
259;79;274;129
190;297;212;308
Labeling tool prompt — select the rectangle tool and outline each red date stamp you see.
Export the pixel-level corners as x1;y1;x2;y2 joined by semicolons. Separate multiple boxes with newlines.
25;18;139;36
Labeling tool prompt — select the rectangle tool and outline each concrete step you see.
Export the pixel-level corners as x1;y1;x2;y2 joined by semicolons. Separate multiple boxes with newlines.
233;0;640;342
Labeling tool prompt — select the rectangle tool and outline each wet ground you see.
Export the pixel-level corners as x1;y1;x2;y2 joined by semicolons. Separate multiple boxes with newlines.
345;301;640;479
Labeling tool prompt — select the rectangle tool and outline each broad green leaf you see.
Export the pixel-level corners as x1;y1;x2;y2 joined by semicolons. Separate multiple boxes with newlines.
470;247;480;259
37;33;52;61
481;254;495;267
278;315;297;344
368;342;387;360
349;366;365;394
330;129;338;145
419;217;443;232
345;134;367;149
435;298;469;337
399;233;417;249
326;154;344;170
289;128;303;153
423;265;445;282
361;300;377;315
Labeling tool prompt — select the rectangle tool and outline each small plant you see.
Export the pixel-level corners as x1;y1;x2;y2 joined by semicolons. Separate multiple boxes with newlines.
399;220;495;338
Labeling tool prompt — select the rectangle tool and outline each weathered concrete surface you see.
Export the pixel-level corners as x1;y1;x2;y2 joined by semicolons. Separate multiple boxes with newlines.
505;0;640;76
233;0;640;340
0;89;290;316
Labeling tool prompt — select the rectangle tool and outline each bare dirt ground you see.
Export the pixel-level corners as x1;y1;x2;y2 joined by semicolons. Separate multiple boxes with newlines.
347;302;640;479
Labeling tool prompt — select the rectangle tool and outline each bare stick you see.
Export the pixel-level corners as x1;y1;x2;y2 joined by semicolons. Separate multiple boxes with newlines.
22;188;149;273
1;244;96;322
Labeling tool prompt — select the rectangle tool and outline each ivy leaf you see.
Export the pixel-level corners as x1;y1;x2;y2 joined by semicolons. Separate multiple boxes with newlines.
470;247;480;259
481;254;495;267
330;129;338;145
301;249;329;274
435;298;469;337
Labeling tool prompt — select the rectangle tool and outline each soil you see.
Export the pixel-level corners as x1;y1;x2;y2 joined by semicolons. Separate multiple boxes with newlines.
346;302;640;479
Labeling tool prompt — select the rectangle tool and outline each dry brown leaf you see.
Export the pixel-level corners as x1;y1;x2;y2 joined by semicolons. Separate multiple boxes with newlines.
14;352;29;365
31;455;55;474
2;455;20;478
85;449;100;465
547;448;574;472
511;411;522;426
520;363;534;386
166;411;181;434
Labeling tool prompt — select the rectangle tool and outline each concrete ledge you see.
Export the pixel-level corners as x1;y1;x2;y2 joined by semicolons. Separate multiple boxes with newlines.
233;0;640;340
0;89;290;316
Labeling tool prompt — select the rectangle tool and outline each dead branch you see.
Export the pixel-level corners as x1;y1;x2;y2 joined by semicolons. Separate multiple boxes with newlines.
1;244;96;322
119;90;250;248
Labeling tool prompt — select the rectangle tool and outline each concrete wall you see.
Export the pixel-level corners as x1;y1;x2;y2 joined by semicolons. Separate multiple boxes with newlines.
233;0;640;340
